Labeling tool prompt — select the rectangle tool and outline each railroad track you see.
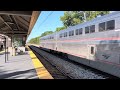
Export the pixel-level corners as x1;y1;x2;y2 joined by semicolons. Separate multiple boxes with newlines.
47;50;119;79
29;46;72;79
29;45;119;79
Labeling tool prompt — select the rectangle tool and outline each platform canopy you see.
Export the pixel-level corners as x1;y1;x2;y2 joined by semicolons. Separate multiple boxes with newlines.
0;11;40;41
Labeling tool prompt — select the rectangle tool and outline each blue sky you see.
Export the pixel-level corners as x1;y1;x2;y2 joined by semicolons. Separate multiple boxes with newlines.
27;11;64;42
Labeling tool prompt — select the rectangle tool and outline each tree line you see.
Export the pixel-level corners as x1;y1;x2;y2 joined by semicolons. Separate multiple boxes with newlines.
28;11;110;44
28;31;53;44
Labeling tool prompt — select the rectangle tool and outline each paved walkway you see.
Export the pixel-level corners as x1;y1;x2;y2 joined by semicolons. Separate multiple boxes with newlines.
0;52;38;79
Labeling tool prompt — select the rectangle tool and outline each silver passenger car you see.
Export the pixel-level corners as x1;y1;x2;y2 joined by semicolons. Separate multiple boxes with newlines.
40;11;120;78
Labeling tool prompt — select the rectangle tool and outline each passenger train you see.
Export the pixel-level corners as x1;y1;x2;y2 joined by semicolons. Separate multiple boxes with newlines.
40;11;120;78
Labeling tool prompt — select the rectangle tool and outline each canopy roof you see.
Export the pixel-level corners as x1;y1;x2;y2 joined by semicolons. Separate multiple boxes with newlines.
0;11;40;41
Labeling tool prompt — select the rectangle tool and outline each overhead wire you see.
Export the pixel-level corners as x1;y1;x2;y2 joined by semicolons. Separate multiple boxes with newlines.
37;11;54;32
28;11;54;40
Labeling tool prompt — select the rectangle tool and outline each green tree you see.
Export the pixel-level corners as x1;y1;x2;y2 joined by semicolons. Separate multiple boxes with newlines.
55;26;66;32
60;11;110;28
28;31;54;44
60;11;76;28
28;36;40;45
85;11;110;21
40;31;54;37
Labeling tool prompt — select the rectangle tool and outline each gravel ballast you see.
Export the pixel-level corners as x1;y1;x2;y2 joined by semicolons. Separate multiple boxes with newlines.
32;46;105;79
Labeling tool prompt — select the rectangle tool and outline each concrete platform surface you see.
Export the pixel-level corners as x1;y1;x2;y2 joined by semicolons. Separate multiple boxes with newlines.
0;52;39;79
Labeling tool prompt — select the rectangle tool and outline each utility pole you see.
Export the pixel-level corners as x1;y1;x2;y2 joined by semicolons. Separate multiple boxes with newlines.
79;11;87;22
83;11;86;22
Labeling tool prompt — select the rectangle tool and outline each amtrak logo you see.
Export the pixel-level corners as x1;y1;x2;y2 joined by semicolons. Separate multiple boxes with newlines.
102;54;110;59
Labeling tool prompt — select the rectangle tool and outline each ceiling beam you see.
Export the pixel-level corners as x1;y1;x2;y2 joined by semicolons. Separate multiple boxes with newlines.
19;16;30;23
11;15;21;31
27;11;41;36
0;16;13;31
16;16;29;27
5;33;28;36
0;11;32;16
17;20;29;30
0;30;28;33
6;22;14;24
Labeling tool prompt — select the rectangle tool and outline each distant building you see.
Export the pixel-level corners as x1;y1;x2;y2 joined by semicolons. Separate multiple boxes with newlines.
0;34;11;48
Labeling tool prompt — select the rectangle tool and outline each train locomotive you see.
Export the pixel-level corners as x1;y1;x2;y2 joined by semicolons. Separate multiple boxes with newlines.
40;11;120;78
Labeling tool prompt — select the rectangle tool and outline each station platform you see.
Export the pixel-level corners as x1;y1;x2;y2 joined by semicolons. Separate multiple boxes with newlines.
0;47;53;79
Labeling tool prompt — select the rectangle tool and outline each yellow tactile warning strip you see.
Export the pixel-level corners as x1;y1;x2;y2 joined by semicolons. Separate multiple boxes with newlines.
27;46;53;79
0;50;5;54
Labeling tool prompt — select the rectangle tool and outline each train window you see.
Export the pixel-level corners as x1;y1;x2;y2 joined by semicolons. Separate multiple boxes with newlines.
69;31;71;36
85;26;89;34
51;37;54;39
62;33;63;38
71;30;74;36
64;33;66;37
76;29;79;35
63;33;64;37
106;20;115;30
59;34;62;38
69;31;74;36
90;25;95;33
63;32;67;37
65;32;67;37
99;22;105;32
79;28;83;35
91;46;94;55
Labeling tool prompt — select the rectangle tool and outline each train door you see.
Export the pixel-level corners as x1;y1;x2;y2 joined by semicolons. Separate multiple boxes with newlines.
88;45;96;60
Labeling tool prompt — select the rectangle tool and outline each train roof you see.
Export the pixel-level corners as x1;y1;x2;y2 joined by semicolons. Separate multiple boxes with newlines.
40;32;57;39
41;11;120;39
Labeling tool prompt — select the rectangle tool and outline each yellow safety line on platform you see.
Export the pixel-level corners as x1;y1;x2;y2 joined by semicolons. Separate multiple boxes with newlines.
27;46;53;79
0;50;5;54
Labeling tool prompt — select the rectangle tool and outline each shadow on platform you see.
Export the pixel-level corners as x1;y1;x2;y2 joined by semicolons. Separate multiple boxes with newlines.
0;68;38;79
